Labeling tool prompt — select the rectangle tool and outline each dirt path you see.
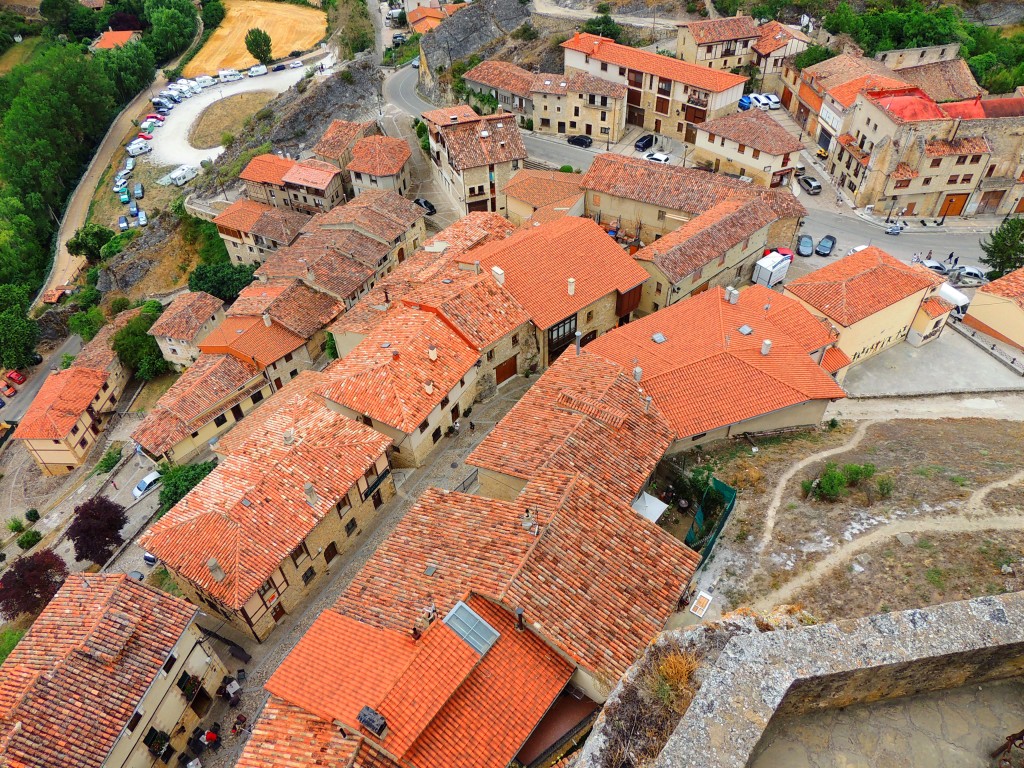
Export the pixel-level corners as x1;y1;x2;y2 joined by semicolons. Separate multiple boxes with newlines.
531;0;682;30
756;419;878;553
753;469;1024;611
826;392;1024;422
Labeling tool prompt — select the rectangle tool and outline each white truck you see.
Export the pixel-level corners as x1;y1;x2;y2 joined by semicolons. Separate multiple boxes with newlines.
169;165;199;186
218;69;243;83
126;139;152;157
752;251;791;288
248;64;268;77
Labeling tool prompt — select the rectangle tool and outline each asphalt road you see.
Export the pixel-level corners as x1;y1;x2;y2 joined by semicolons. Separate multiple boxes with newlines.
2;335;83;422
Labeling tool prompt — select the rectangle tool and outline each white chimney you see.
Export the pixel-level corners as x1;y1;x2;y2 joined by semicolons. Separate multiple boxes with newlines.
428;344;438;361
304;481;319;507
207;558;226;583
729;287;739;305
761;339;772;356
424;379;434;395
283;428;295;446
567;277;576;296
575;330;582;356
262;312;272;327
633;365;642;383
645;395;652;414
492;266;505;285
521;509;535;530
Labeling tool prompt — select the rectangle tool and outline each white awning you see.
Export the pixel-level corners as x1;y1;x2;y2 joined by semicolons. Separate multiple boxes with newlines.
632;492;668;524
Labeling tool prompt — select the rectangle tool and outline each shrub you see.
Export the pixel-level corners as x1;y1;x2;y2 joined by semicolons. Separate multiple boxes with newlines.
512;22;538;41
221;131;235;147
0;550;68;617
60;353;76;369
340;69;354;83
524;117;534;130
800;478;815;498
254;107;274;122
816;462;847;502
419;134;429;152
95;447;122;474
16;530;42;550
841;462;876;487
159;461;217;515
877;476;894;498
415;120;428;139
109;297;131;314
25;509;40;523
7;518;24;534
559;164;574;173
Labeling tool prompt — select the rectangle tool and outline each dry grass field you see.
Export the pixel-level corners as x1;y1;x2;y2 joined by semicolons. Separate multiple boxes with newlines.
188;90;275;148
183;0;326;78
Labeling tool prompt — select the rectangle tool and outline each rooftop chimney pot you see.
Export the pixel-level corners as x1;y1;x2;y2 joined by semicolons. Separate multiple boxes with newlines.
761;339;772;356
491;265;505;286
633;365;642;383
283;428;295;446
304;481;319;507
575;330;583;356
567;277;576;296
428;344;438;361
515;608;525;631
207;558;226;583
645;395;653;414
424;379;434;395
262;312;272;327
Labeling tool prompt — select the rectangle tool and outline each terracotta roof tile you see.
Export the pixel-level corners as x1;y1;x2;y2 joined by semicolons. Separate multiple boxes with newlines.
867;87;949;122
920;296;954;318
698;108;804;155
420;104;480;126
566;71;627;98
837;134;870;166
235;697;364;768
941;95;1024;120
924;136;990;157
979;266;1024;311
822;345;852;373
130;354;262;456
346;136;412;177
785;246;944;326
502;169;583;209
586;285;846;439
562;32;747;92
753;21;807;56
828;74;911;109
468;351;674;504
73;308;142;373
256;231;381;301
804;54;895;93
141;371;391;608
199;316;307;368
227;279;344;339
92;29;138;49
891;162;918;180
307;190;424;242
313;120;377;162
0;574;195;768
213;199;271;231
282;159;341;190
436;112;527;171
12;368;109;440
247;207;311;245
680;15;758;44
239;153;296;185
148;291;224;342
319;308;479;433
894;57;984;103
463;60;536;99
460;217;649;329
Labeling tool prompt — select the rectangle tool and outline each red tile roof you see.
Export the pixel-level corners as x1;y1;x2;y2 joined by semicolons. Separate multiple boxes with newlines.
924;136;990;157
461;217;649;329
753;21;807;56
313;120;377;162
562;32;747;92
920;296;954;318
73;307;142;373
240;153;296;185
12;368;109;440
698;108;804;155
199;315;307;368
680;15;758;44
92;29;138;49
821;345;852;374
228;279;343;339
213;199;272;231
502;169;583;209
978;266;1024;311
130;354;263;456
318;308;479;433
347;136;412;177
468;350;674;504
148;291;223;342
0;574;195;768
866;87;948;122
785;246;944;327
828;74;911;109
941;95;1024;120
803;54;894;94
421;104;480;127
141;371;391;608
891;162;918;180
892;57;983;103
255;231;382;301
307;189;424;243
836;134;870;166
436;112;527;171
463;60;535;99
282;159;341;190
235;697;364;768
248;206;311;245
586;285;846;439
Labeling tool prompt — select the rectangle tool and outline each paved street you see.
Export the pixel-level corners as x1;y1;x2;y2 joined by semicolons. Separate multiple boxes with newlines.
2;335;83;422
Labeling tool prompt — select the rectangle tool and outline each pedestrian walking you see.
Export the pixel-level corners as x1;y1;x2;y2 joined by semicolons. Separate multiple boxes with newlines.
953;256;959;266
927;250;932;260
469;421;475;433
453;419;461;434
947;251;955;264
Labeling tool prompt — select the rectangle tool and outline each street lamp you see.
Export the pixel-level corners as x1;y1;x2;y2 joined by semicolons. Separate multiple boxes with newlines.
884;197;898;223
938;196;953;226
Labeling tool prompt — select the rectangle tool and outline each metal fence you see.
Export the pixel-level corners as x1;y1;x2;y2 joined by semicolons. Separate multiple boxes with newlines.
684;478;738;566
949;320;1024;377
452;469;479;494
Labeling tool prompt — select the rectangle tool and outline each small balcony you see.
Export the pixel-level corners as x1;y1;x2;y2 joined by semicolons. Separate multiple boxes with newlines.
687;95;709;109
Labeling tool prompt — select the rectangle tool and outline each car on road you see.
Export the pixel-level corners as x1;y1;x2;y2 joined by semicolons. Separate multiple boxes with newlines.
798;175;822;195
763;93;781;109
133;471;162;499
118;215;129;231
796;234;814;257
414;198;437;215
129;200;139;217
273;63;286;71
159;90;181;103
393;33;407;43
884;224;902;235
134;182;144;200
922;259;948;274
113;178;128;193
567;134;592;148
119;188;131;204
951;264;985;280
645;151;671;164
138;210;148;226
137;131;153;140
1;383;15;398
815;235;837;256
411;58;420;69
6;370;25;385
634;134;655;152
290;60;303;68
156;106;171;116
30;353;42;365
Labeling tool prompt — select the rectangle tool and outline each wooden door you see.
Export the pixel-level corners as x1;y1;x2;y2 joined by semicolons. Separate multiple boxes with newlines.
941;193;968;217
372;490;383;509
450;403;460;422
781;87;792;109
494;354;517;385
584;123;592;136
1017;196;1024;214
324;541;338;563
904;201;916;216
272;604;286;623
654;118;662;133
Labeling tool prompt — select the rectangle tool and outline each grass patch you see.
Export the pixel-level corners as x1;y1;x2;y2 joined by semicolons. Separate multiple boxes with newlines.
916;537;935;550
188;90;275;149
924;568;946;590
0;35;44;76
0;628;25;663
147;566;184;597
950;475;969;487
383;32;421;66
912;465;946;478
219;141;273;182
129;373;180;413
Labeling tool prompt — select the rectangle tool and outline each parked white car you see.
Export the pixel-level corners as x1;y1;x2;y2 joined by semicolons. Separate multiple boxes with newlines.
763;93;782;109
126;139;152;157
133;470;162;499
218;68;243;82
750;94;771;110
169;165;199;186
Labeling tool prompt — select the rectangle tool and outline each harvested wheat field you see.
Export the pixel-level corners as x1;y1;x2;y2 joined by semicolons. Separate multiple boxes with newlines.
183;0;327;78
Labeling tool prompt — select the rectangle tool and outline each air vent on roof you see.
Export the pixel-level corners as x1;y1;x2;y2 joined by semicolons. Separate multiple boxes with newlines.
443;601;499;654
207;558;226;583
442;278;453;284
652;332;667;344
544;79;551;85
381;342;391;348
496;122;503;128
738;325;753;335
560;81;566;87
480;130;490;138
357;707;388;737
449;115;458;122
424;564;437;576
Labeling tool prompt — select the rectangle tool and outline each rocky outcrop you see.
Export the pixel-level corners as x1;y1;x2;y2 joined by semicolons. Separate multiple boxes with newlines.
420;0;531;87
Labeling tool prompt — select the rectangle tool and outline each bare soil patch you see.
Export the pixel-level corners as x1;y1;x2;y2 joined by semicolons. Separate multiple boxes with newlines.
188;90;274;149
183;0;326;78
129;373;180;413
125;226;198;301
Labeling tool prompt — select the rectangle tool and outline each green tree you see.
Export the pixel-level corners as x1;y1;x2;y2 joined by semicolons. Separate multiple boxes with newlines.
0;283;31;314
0;308;39;369
96;41;156;105
188;262;256;301
979;217;1024;278
68;306;106;342
112;309;169;380
245;27;273;65
201;0;225;27
580;13;623;42
66;223;115;264
144;0;198;62
158;461;217;514
793;45;836;70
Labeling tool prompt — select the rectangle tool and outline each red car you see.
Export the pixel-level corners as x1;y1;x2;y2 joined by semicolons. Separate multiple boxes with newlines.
145;114;166;122
2;384;15;398
138;132;153;140
6;370;25;384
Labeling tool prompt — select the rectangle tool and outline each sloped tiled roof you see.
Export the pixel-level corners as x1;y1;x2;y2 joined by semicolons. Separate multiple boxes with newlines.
235;697;364;768
248;207;311;245
924;136;990;157
821;345;852;374
502;169;583;209
461;217;649;329
920;296;954;318
213;199;271;231
12;368;108;440
130;354;262;456
828;74;911;109
72;307;142;373
421;104;479;127
318;308;479;433
282;159;341;190
941;95;1024;120
562;32;747;92
463;60;536;99
753;21;808;56
240;153;296;185
307;190;423;243
437;112;527;171
804;53;895;93
680;15;758;44
785;246;944;327
227;279;343;339
586;285;846;439
256;231;382;301
140;371;391;608
199;316;307;369
92;30;138;49
148;291;223;342
346;136;412;177
0;574;195;768
866;86;949;122
313;120;377;162
894;57;984;103
978;266;1024;311
635;196;779;283
697;108;804;155
468;350;674;505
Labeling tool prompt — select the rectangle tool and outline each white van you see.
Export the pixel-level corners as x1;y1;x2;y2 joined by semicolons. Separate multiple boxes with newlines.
166;83;192;98
126;139;152;157
388;8;402;18
196;75;216;88
248;64;268;77
218;68;243;82
169;165;199;186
